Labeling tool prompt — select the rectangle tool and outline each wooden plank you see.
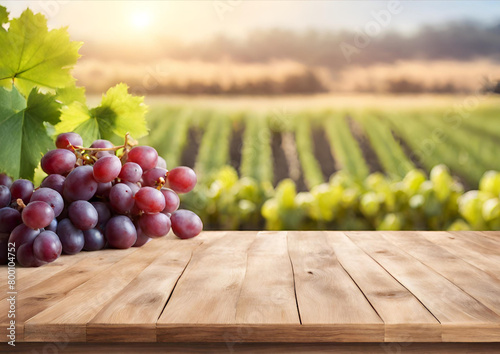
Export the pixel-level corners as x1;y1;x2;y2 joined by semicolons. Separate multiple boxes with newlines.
0;247;139;343
157;232;257;333
286;231;384;342
381;231;500;317
478;231;500;243
23;235;184;342
421;231;500;280
325;231;440;342
86;233;212;342
449;231;500;252
235;231;299;324
13;342;500;354
0;249;137;300
346;231;500;342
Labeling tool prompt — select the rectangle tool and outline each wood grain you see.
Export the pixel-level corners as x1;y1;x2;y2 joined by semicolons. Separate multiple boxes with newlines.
235;231;299;324
23;236;177;342
287;231;384;342
14;342;500;354
158;232;257;325
87;234;208;342
421;231;500;280
0;231;499;345
382;231;500;317
346;231;500;342
325;231;440;342
0;247;139;342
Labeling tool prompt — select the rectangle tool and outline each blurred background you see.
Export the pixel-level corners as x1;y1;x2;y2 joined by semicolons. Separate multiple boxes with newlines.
5;0;500;231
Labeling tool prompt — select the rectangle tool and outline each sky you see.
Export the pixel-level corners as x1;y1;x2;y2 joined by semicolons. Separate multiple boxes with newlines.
2;1;500;42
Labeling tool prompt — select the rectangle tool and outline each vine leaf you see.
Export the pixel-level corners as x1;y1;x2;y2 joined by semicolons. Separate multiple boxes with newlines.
0;8;82;95
0;86;61;179
0;6;8;30
57;83;148;145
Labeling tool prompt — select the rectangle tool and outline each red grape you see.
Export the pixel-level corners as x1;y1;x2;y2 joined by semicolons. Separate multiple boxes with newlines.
57;219;85;255
105;216;137;249
93;155;122;183
56;132;83;150
109;183;135;214
41;149;76;175
30;188;64;217
167;167;197;194
10;179;34;204
160;188;180;213
127;146;158;171
134;187;165;213
139;213;171;238
22;201;55;230
170;209;203;239
142;167;167;187
33;231;62;263
63;166;98;202
68;201;98;230
119;162;143;183
40;174;65;194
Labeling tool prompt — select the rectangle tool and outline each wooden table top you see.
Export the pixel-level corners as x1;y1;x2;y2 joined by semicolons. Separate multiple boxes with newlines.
1;231;500;344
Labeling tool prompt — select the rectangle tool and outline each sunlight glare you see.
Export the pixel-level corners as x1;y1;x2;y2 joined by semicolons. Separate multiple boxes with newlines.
131;11;151;30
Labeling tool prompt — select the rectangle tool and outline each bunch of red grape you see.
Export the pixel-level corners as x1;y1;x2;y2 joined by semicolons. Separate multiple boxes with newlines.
0;132;202;267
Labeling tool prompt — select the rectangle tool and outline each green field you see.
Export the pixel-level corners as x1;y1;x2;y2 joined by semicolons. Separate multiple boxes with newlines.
143;96;500;231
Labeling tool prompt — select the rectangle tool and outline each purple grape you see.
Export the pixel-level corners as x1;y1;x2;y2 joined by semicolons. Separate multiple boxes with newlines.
22;201;55;230
30;188;64;217
91;202;112;224
56;219;85;255
118;162;143;183
156;156;167;169
105;216;137;249
142;168;167;187
109;183;135;214
33;231;62;263
139;213;171;238
40;174;65;194
83;228;106;251
0;173;13;188
161;188;180;213
127;146;158;171
18;242;46;267
68;200;98;230
0;233;9;265
93;155;122;183
96;182;112;198
133;222;151;247
46;219;58;232
135;187;165;213
8;224;40;255
0;185;11;208
171;210;203;239
0;208;22;233
41;149;76;175
63;165;98;202
10;179;34;204
56;132;83;150
121;181;140;196
90;139;114;150
167;167;197;194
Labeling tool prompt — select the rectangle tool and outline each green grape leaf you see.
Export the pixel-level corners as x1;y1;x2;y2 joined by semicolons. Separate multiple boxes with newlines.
56;85;86;106
0;8;82;95
57;83;148;145
0;6;8;30
0;86;61;179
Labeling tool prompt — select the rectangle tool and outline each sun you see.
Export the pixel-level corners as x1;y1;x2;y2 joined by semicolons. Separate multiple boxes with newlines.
131;12;152;30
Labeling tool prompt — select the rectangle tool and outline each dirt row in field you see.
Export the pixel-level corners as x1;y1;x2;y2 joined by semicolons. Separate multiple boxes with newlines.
347;116;383;174
311;128;337;181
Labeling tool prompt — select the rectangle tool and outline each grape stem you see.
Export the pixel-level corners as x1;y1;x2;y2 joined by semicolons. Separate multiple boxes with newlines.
16;198;26;209
72;133;135;152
